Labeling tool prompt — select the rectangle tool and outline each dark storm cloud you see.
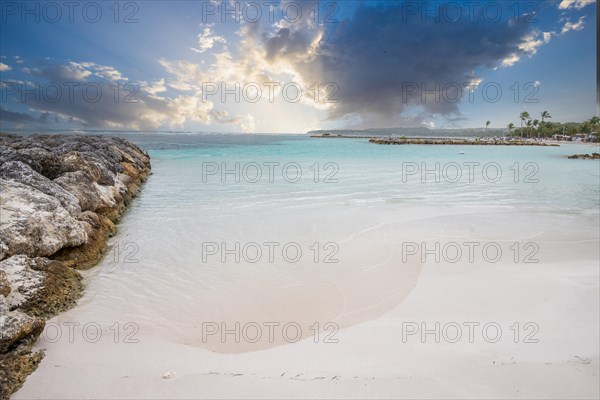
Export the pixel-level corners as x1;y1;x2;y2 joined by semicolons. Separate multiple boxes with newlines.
267;2;544;126
264;28;316;61
0;107;35;124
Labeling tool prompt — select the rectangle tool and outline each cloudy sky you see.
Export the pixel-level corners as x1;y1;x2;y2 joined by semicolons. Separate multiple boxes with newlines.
0;0;596;133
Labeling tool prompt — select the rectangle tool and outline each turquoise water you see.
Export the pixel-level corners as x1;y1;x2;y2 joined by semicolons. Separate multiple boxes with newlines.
67;133;598;353
121;134;600;211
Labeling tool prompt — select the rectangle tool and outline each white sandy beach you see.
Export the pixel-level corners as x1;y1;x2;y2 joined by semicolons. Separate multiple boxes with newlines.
14;202;600;399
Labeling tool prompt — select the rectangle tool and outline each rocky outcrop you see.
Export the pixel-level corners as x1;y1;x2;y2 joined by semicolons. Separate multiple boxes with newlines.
0;296;45;399
0;161;81;215
0;133;150;399
0;179;88;258
566;152;600;159
0;255;83;317
51;211;117;270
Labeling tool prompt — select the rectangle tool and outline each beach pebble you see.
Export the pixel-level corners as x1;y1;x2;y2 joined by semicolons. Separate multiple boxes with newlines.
161;370;177;380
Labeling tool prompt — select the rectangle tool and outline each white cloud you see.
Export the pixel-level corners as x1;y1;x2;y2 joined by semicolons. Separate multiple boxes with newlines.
91;64;127;81
239;114;256;133
165;94;214;126
7;58;256;132
558;0;595;10
158;59;202;91
143;78;167;95
498;10;584;69
465;76;484;87
191;25;226;54
22;61;127;82
501;53;522;68
561;16;586;34
23;61;124;82
0;63;12;72
519;32;553;54
501;31;553;67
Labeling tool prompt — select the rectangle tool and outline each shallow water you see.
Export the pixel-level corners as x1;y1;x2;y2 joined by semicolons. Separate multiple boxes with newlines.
122;134;600;210
76;136;599;351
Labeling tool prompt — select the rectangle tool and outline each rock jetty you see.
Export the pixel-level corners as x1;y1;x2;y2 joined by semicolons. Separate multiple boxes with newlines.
0;133;150;399
368;137;559;146
565;153;600;159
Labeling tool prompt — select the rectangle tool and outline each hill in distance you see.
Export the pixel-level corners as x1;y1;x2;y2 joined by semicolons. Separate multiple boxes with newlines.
307;127;509;138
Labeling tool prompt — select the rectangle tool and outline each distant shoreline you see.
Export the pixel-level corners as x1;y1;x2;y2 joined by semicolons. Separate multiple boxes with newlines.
310;134;560;146
369;137;559;146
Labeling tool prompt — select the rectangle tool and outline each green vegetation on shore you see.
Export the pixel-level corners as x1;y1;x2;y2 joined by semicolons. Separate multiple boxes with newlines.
308;114;600;142
507;112;599;141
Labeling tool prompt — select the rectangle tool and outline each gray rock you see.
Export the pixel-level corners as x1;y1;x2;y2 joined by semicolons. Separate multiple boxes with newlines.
0;161;81;215
0;301;45;354
0;255;83;317
0;271;10;297
58;151;115;185
16;147;62;179
0;179;88;258
0;241;7;261
53;171;107;212
0;256;45;310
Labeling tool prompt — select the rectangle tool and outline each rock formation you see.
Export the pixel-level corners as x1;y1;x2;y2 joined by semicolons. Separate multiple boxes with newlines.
0;133;150;398
368;137;559;146
565;153;600;159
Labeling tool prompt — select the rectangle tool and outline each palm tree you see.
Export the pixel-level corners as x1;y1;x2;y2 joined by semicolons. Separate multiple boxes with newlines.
520;111;530;137
541;111;551;123
587;117;600;139
507;122;515;136
581;122;592;133
526;119;533;138
533;119;540;138
485;120;491;133
540;111;551;138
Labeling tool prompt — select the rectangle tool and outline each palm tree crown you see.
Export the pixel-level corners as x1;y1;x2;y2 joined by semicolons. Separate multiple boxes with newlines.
541;111;551;122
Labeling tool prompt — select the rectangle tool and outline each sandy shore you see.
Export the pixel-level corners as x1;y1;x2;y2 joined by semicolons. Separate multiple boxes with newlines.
13;204;599;399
